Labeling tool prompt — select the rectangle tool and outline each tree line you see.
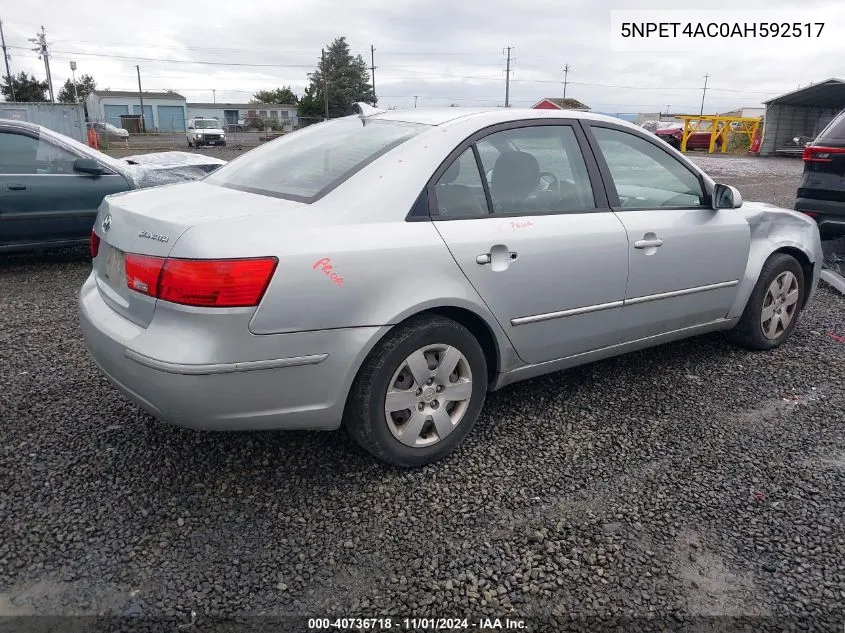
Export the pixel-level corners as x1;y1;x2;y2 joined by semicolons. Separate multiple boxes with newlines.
1;36;376;125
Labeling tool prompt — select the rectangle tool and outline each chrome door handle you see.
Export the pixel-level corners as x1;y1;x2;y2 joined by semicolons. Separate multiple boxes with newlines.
634;238;664;249
477;251;518;265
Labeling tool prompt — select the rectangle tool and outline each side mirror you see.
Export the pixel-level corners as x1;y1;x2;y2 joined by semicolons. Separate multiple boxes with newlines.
713;183;742;209
73;158;104;176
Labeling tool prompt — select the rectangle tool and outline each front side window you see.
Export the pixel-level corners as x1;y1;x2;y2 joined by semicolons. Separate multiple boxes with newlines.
0;132;79;174
205;118;426;202
475;125;596;214
592;126;705;208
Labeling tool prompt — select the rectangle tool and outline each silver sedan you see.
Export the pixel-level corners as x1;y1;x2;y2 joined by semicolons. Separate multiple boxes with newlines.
79;106;823;467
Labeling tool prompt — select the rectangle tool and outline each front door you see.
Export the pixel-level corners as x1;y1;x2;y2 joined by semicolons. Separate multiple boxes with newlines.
0;129;130;249
585;124;751;342
430;122;630;365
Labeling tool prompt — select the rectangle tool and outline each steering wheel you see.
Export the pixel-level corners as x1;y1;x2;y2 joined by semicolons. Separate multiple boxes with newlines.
538;171;561;196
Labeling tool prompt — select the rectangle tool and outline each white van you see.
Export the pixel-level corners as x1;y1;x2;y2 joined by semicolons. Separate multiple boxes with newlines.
186;118;226;148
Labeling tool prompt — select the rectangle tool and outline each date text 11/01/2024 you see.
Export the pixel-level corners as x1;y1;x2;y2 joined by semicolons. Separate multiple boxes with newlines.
620;22;825;38
307;618;526;630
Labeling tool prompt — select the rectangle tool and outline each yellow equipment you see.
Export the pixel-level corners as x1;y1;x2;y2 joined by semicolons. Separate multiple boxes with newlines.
674;115;762;153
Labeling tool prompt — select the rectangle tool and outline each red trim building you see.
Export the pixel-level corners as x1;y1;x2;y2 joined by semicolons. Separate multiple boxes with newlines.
531;98;590;111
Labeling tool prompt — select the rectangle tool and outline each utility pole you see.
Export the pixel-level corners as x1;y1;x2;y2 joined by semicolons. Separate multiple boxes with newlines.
136;65;146;133
504;46;512;108
562;63;570;100
212;89;216;103
322;48;329;120
29;26;54;102
665;105;671;120
413;95;419;108
69;61;78;102
370;45;377;105
700;73;709;116
0;18;15;102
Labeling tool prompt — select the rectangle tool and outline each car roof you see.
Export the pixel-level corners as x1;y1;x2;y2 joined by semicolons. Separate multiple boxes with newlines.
0;118;44;134
366;107;642;130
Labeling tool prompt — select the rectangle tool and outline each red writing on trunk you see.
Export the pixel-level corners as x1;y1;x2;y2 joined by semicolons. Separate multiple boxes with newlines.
312;257;345;287
510;220;534;229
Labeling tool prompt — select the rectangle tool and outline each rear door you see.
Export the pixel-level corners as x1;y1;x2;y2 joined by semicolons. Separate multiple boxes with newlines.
429;120;630;365
0;128;130;249
584;123;750;342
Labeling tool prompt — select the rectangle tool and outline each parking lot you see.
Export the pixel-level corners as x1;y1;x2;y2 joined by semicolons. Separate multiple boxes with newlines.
1;153;844;629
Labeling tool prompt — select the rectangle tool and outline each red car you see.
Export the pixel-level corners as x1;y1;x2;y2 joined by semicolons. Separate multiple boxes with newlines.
655;125;721;151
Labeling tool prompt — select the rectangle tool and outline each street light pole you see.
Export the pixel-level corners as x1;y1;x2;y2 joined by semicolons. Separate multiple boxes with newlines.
70;60;79;103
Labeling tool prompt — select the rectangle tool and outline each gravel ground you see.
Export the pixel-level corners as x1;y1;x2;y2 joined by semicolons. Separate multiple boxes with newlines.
1;154;844;632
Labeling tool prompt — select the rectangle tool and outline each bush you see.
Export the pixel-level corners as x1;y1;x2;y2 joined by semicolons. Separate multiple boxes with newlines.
728;133;751;153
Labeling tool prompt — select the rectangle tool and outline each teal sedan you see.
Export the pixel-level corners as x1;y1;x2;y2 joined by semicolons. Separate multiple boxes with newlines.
0;119;224;253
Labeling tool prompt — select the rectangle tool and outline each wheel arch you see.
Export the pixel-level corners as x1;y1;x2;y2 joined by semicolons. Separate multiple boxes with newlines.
728;236;818;319
772;246;814;308
341;300;513;413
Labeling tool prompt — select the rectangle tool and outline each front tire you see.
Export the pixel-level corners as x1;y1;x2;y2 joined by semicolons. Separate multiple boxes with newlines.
344;315;488;467
727;253;805;350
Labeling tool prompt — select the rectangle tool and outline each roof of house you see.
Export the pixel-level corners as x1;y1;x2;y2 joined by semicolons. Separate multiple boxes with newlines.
532;97;590;110
764;78;845;107
187;102;297;109
90;90;185;100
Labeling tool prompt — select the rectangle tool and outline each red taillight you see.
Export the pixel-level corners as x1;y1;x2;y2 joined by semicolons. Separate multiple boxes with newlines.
90;230;101;258
802;145;845;162
125;254;166;296
799;211;819;218
123;255;278;308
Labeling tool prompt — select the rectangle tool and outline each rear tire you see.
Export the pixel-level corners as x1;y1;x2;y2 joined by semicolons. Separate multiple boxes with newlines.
344;315;488;467
726;253;805;350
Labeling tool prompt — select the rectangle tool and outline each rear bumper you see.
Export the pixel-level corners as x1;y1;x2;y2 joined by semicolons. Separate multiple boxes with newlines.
78;272;388;431
794;198;845;237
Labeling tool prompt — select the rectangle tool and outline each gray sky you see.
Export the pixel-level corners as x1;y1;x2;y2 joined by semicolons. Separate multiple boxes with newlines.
3;0;843;113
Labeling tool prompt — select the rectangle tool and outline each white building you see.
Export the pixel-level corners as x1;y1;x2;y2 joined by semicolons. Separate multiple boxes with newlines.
86;90;187;132
186;102;298;130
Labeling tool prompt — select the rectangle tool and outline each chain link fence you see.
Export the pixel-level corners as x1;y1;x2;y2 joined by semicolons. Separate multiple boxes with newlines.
88;114;321;153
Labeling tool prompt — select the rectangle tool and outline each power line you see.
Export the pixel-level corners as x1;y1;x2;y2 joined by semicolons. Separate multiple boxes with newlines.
504;46;512;108
28;26;53;102
370;44;377;105
562;63;569;99
0;18;15;101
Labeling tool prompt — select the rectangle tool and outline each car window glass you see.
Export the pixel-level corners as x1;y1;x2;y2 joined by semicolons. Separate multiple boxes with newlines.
817;108;845;141
592;127;705;208
35;138;79;173
205;118;424;202
432;148;489;218
476;125;595;214
0;133;80;175
0;132;39;174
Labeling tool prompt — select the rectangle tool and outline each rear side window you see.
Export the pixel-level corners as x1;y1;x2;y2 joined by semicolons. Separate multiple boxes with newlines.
816;108;845;141
206;118;425;202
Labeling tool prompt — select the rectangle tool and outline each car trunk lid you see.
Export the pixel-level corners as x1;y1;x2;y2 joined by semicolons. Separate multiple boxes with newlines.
92;181;302;327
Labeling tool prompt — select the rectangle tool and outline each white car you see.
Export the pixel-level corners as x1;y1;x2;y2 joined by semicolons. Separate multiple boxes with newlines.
186;118;226;148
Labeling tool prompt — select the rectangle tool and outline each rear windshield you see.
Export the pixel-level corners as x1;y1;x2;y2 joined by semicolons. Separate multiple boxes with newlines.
817;108;845;141
205;117;426;202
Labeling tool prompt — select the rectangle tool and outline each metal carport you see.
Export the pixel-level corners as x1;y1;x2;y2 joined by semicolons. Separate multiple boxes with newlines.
760;78;845;156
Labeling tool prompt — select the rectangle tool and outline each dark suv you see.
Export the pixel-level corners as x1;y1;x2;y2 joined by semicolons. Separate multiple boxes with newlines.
796;108;845;237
